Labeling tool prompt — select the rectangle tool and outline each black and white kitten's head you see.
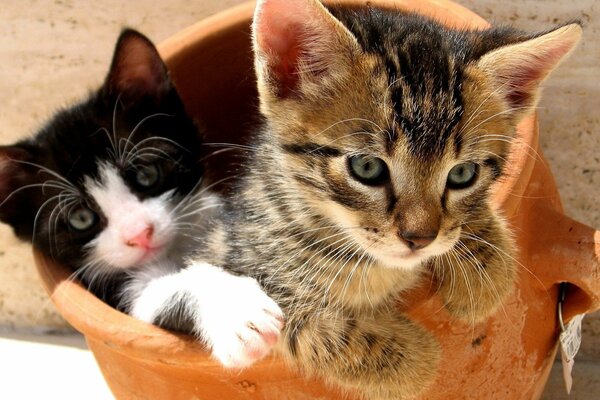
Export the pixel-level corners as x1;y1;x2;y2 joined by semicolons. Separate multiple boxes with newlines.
0;30;206;277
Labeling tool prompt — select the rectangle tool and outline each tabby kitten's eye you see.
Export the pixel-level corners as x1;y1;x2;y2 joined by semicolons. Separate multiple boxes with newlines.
134;164;160;188
68;207;97;231
447;162;479;189
348;155;389;185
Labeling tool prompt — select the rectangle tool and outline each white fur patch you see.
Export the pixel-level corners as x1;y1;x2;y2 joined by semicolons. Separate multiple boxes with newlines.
127;262;284;368
84;163;175;269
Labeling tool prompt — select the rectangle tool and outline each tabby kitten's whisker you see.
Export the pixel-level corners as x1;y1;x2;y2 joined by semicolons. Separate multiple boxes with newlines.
454;240;511;324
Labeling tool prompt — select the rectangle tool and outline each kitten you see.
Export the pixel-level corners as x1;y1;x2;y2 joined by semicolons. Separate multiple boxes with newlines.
185;0;579;398
0;29;282;368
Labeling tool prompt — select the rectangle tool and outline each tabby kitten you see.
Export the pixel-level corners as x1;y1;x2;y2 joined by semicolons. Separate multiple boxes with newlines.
190;0;581;398
0;29;282;368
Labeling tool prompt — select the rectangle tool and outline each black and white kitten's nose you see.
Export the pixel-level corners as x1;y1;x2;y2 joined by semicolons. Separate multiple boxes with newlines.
399;231;437;250
125;225;155;249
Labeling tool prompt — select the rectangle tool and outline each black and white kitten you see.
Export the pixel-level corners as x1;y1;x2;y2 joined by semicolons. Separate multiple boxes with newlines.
0;29;282;368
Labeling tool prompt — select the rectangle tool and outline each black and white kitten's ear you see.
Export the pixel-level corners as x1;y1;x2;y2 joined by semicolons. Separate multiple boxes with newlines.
0;145;35;232
103;29;170;104
252;0;361;100
478;23;582;119
0;145;32;192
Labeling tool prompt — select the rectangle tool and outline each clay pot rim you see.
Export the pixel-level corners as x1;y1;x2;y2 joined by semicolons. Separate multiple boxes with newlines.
35;0;538;364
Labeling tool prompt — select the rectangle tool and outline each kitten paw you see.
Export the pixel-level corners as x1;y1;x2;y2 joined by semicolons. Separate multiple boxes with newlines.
203;276;284;369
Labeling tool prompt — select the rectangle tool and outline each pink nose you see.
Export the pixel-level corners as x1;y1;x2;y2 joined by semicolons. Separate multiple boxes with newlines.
126;226;154;249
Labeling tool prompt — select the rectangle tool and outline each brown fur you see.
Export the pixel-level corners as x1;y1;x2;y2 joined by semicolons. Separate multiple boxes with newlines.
195;1;581;398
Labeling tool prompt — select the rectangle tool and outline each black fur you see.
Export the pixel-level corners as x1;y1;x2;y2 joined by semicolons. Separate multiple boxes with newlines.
0;30;203;303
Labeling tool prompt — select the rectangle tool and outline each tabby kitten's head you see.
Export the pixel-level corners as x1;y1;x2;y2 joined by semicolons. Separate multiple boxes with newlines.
253;0;580;269
0;30;204;275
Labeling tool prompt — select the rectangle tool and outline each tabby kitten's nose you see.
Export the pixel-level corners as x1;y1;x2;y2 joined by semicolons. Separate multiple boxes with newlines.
399;231;437;251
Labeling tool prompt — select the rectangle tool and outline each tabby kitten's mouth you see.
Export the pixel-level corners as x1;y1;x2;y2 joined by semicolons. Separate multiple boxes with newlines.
384;250;423;259
377;236;463;271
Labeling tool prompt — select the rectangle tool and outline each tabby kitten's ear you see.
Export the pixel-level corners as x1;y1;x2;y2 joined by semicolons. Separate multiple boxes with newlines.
252;0;361;100
103;29;171;104
477;23;582;119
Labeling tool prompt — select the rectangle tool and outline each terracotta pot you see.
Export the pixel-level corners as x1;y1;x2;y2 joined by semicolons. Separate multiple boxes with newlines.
35;1;600;399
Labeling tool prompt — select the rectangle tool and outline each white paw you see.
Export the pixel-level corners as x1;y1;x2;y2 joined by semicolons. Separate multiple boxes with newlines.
201;275;284;369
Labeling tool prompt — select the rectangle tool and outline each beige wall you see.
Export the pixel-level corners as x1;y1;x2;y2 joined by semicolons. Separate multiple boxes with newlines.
0;0;598;356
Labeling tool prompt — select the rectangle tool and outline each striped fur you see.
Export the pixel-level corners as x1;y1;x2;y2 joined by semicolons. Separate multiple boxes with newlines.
194;1;581;398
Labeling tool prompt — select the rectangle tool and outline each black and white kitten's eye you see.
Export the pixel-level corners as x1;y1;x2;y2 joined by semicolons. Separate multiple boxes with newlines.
68;207;97;231
447;162;479;189
134;164;160;188
348;155;389;185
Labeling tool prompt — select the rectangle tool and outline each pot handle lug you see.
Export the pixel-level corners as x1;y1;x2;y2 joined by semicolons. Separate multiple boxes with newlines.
529;206;600;321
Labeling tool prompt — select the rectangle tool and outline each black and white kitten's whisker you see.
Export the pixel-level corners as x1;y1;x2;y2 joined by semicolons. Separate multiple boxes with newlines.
170;176;233;216
171;204;221;224
199;147;240;163
0;182;74;209
111;95;123;161
128;151;183;169
118;113;173;163
168;184;228;220
94;127;119;162
125;134;188;155
123;135;190;167
10;159;78;193
47;194;78;255
31;192;73;247
66;255;113;290
125;145;180;167
203;142;259;152
166;181;208;215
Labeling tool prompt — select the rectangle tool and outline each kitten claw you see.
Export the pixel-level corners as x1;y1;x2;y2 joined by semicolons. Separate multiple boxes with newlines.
203;276;284;369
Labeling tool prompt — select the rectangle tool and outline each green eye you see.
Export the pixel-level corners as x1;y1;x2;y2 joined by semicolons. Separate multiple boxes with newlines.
68;207;97;231
447;163;478;189
348;155;388;185
135;164;160;188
